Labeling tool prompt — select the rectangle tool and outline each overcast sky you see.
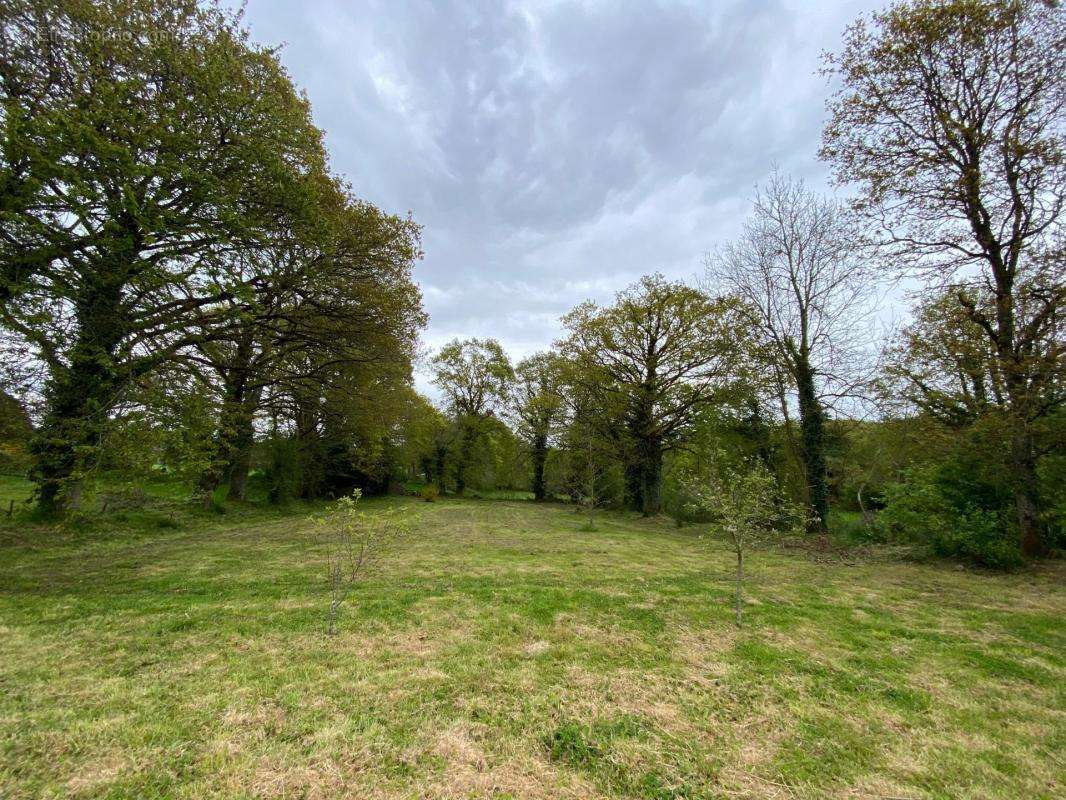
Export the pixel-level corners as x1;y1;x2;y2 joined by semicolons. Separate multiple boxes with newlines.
238;0;886;393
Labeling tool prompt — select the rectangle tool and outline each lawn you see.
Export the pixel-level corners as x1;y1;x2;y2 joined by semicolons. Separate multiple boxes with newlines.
0;493;1063;799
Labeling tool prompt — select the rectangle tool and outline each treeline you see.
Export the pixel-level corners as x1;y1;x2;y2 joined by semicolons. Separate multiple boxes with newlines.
0;1;425;510
1;1;1063;567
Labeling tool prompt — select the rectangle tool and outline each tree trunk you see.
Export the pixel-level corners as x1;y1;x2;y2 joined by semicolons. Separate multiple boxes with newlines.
990;286;1045;558
795;357;829;533
1011;425;1045;557
225;425;253;500
960;203;1046;557
433;444;447;493
294;397;321;500
199;384;243;505
31;270;128;514
734;546;744;628
624;460;643;512
455;419;477;496
531;432;548;501
226;385;262;501
639;439;663;517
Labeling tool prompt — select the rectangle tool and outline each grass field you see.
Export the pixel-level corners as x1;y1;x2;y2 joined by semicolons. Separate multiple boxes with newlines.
1;489;1063;799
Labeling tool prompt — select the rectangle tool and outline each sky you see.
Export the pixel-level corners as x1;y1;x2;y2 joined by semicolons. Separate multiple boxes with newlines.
237;0;888;395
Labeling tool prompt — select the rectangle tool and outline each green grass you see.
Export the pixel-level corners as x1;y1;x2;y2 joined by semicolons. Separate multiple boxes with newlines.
0;474;33;510
1;495;1063;799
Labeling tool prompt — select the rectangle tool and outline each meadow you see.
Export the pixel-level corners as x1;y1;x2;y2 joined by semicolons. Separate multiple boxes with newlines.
1;482;1063;800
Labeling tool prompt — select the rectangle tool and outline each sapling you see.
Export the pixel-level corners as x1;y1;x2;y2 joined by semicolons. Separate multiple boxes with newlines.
310;490;408;636
683;457;803;627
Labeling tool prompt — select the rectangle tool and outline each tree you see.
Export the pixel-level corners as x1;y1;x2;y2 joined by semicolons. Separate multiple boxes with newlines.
431;338;513;495
821;0;1065;555
561;274;754;516
310;490;408;636
707;171;877;532
884;287;1006;427
510;352;565;501
192;193;424;502
681;456;804;627
0;0;328;512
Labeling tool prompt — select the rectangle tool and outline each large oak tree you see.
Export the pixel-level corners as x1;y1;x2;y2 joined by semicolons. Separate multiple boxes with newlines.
822;0;1064;555
561;274;755;516
0;0;327;511
431;338;513;495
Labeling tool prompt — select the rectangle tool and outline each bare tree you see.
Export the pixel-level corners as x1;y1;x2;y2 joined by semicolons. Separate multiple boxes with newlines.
707;171;878;532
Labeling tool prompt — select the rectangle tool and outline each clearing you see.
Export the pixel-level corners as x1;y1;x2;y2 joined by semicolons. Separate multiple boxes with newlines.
1;495;1063;799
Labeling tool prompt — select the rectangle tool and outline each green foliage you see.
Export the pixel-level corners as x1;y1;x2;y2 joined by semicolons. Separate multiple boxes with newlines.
511;352;566;500
431;338;514;418
828;510;879;544
0;392;31;475
879;465;1023;569
431;338;514;495
681;455;805;626
822;0;1064;557
264;436;301;504
682;456;805;545
1038;449;1066;550
663;403;776;525
309;490;409;635
2;0;334;511
419;484;439;502
560;274;760;515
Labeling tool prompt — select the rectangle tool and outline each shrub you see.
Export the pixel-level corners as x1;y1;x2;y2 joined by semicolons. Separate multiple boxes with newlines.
419;484;439;502
829;510;882;544
879;465;1022;569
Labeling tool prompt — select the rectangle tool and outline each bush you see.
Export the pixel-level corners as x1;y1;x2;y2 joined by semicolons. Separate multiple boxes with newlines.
829;510;882;544
419;484;439;502
879;465;1022;569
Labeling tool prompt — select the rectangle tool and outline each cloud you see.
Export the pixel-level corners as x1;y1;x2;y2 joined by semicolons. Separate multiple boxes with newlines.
238;0;886;391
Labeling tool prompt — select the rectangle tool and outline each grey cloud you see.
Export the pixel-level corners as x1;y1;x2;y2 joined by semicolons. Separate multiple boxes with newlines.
239;0;885;385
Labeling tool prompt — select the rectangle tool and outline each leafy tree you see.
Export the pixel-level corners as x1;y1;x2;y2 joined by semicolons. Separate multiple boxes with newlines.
510;352;566;501
708;171;877;532
561;274;755;516
880;283;1063;560
885;287;1007;427
0;389;32;474
0;0;328;512
822;0;1065;555
390;389;450;488
193;193;424;501
431;338;513;495
885;284;1062;429
550;356;626;514
681;456;805;626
